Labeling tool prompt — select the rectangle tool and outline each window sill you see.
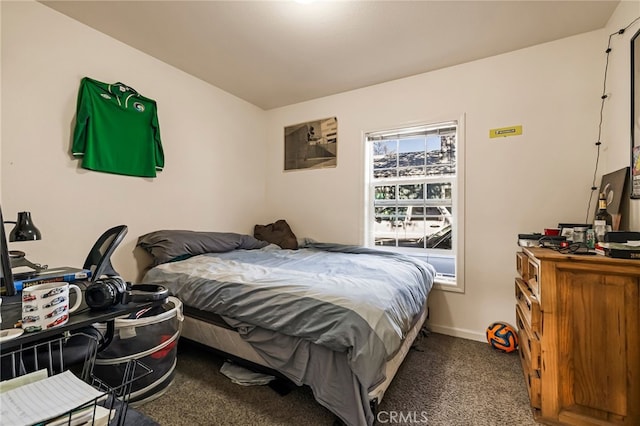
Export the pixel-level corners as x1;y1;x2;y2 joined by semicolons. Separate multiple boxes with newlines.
433;278;464;293
363;245;463;292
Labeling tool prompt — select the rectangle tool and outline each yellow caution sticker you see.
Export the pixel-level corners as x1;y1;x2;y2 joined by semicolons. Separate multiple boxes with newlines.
489;125;522;138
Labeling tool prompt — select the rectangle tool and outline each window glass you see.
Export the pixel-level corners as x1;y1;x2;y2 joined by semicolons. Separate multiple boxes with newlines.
365;122;459;286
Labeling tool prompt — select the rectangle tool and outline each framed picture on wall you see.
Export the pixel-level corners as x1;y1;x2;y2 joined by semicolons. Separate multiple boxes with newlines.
284;117;337;171
631;29;640;198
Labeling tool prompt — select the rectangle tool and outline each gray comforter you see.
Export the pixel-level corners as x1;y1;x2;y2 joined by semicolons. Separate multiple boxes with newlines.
142;242;435;425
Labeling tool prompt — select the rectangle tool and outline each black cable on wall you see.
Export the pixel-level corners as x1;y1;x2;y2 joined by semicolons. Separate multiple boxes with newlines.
585;16;640;224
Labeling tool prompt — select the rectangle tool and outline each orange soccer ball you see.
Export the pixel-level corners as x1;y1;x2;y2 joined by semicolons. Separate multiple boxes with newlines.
486;322;519;353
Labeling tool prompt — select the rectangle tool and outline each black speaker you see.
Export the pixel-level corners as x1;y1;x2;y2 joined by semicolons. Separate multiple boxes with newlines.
85;277;168;310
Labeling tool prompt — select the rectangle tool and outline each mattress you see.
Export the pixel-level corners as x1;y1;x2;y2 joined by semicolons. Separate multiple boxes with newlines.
182;308;269;367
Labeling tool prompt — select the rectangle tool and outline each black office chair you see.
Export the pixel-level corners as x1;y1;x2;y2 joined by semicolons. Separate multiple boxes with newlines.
66;224;128;314
82;225;128;281
68;225;129;355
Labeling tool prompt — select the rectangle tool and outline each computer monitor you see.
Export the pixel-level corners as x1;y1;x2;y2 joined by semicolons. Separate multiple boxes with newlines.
0;206;16;296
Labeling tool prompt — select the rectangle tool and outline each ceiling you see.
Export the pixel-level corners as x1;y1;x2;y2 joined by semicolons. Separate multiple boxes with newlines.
40;1;620;110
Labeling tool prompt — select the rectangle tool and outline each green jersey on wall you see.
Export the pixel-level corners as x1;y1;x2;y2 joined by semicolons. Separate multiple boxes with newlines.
72;77;164;178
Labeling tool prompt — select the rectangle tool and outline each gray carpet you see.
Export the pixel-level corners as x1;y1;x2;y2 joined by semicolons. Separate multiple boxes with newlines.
137;332;538;425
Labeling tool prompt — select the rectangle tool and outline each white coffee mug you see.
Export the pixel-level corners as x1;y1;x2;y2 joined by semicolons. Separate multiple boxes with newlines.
21;282;82;333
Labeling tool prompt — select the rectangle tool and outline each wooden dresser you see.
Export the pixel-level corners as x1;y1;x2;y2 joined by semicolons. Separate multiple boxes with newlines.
515;247;640;425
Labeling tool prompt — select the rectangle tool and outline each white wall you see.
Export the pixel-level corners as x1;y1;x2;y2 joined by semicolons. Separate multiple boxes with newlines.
265;29;610;340
1;1;268;281
601;1;640;231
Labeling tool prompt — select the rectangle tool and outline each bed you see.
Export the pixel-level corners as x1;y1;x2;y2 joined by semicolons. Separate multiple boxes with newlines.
137;230;435;426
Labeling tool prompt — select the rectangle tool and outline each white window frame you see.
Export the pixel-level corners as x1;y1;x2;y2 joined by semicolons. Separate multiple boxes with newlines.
363;116;465;293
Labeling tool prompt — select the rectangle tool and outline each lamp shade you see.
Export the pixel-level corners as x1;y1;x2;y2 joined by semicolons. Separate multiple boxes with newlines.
9;211;42;241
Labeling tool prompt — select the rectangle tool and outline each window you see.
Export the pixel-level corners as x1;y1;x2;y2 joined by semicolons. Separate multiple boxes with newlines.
364;120;463;290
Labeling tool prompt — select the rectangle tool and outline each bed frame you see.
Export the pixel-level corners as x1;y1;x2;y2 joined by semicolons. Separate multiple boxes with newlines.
178;303;429;417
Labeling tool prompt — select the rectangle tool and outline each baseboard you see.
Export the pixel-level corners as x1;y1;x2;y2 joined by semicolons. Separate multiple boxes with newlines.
425;323;485;343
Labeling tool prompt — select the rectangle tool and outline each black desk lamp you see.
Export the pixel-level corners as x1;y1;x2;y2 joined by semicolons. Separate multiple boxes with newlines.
5;211;48;272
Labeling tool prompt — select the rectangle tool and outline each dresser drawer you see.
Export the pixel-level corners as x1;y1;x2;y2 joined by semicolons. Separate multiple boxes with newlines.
522;357;542;410
515;278;541;336
515;304;541;371
516;251;530;280
516;315;542;409
527;258;540;298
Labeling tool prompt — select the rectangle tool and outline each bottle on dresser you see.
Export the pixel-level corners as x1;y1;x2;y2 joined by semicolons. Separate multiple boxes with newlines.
593;192;613;243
